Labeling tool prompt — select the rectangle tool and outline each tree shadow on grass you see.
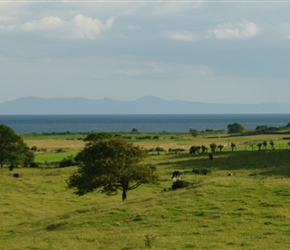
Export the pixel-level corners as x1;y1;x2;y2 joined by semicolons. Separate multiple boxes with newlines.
158;150;290;178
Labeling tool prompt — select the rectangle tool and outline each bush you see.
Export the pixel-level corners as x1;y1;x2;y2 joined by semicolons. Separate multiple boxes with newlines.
55;148;65;153
29;162;39;168
172;180;190;190
155;147;166;154
59;155;78;168
192;168;211;175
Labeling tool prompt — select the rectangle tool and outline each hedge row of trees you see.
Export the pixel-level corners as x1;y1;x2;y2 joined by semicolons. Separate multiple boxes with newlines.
190;123;287;136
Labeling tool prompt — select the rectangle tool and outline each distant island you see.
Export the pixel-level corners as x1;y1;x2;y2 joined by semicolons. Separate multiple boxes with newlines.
0;96;290;115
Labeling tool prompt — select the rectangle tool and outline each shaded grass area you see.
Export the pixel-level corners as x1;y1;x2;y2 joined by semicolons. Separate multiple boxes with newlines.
158;150;290;178
2;150;290;249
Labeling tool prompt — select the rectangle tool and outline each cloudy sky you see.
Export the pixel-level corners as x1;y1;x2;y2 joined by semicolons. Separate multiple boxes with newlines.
0;0;290;104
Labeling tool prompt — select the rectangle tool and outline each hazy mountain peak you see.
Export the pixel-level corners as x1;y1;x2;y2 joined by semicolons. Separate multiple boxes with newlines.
0;96;290;115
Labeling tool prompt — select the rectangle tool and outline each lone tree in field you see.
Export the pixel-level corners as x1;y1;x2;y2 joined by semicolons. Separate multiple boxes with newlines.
0;124;34;168
67;138;158;201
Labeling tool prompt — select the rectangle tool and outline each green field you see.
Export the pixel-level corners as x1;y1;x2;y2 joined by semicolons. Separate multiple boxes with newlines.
1;134;290;249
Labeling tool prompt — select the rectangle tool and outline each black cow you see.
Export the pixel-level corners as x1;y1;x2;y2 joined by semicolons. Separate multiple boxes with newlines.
9;165;14;171
171;171;181;181
209;153;213;160
13;173;19;178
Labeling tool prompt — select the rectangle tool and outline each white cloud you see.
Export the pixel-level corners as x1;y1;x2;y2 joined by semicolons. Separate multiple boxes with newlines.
0;14;115;39
109;60;214;80
22;16;65;31
168;31;196;42
208;20;259;39
117;69;142;77
149;2;203;16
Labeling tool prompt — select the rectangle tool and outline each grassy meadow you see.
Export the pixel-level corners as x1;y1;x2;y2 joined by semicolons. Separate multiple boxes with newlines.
1;132;290;249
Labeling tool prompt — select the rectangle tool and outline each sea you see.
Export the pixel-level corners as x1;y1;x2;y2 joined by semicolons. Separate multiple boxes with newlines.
1;114;290;134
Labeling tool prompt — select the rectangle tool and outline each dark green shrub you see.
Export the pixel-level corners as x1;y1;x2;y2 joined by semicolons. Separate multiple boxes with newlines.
172;180;190;190
29;162;39;168
192;168;211;175
55;148;65;153
59;155;77;168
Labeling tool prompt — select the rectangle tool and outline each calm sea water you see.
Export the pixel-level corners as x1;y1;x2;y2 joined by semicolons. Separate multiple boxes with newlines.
0;114;290;134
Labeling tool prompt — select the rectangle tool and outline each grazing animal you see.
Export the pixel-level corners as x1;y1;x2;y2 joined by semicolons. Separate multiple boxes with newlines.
228;173;233;176
13;173;19;178
171;171;181;181
9;165;14;171
208;153;213;160
189;146;201;155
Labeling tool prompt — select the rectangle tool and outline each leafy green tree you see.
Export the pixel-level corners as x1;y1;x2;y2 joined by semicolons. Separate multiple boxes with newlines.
227;123;245;134
263;141;267;150
189;128;199;137
231;143;236;152
218;145;224;152
201;145;207;153
255;125;268;131
131;128;138;133
155;146;166;154
83;132;119;142
209;143;217;153
0;124;34;168
67;138;158;201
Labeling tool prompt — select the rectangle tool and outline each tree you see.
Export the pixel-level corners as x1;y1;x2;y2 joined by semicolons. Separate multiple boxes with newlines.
67;138;158;201
209;143;217;153
155;146;166;154
189;128;199;137
231;143;236;152
83;132;118;142
0;124;34;168
263;141;267;150
255;125;268;131
218;145;224;152
227;123;245;134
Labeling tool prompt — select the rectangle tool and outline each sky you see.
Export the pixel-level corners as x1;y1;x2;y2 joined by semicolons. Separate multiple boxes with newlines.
0;0;290;105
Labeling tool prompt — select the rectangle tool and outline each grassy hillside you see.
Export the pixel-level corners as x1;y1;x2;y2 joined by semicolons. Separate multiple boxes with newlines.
1;144;290;249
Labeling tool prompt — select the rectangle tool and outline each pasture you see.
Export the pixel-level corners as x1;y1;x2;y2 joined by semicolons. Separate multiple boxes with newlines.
1;133;290;249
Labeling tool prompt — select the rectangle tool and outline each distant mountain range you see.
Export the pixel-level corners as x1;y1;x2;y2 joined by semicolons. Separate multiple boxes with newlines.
0;96;290;114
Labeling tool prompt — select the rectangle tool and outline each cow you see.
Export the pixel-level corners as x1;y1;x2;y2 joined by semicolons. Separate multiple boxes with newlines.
190;146;201;155
13;173;19;178
171;171;181;181
208;153;213;160
9;165;14;171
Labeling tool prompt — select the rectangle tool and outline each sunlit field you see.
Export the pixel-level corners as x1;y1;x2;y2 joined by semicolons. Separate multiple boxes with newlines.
1;133;290;249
